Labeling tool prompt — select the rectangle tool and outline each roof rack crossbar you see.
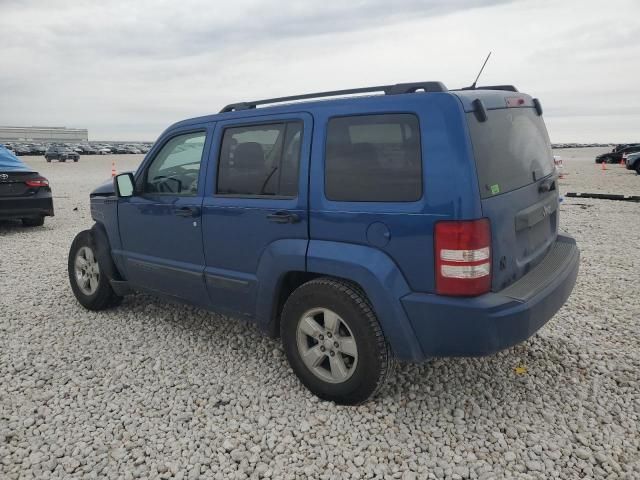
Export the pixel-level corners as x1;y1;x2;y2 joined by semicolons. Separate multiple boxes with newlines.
220;81;447;113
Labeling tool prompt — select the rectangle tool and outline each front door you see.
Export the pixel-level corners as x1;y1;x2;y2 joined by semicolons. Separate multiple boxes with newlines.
117;128;211;305
201;113;312;316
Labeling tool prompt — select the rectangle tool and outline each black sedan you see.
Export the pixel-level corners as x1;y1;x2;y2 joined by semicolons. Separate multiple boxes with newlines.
595;144;640;164
0;146;54;226
45;146;80;162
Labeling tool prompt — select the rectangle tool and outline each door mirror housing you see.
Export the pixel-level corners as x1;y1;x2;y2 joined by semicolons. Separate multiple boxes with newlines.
114;172;135;197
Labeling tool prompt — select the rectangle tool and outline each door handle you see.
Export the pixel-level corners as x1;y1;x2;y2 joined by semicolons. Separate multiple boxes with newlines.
266;211;300;224
174;206;200;217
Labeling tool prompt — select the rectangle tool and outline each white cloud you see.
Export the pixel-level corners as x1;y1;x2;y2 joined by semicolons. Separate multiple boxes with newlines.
0;0;638;142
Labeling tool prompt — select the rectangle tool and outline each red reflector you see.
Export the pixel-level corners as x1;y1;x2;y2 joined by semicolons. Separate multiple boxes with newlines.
25;177;49;187
506;97;525;107
435;219;491;296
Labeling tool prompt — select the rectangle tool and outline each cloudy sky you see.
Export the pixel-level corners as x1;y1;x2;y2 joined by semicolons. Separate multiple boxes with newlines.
1;0;638;142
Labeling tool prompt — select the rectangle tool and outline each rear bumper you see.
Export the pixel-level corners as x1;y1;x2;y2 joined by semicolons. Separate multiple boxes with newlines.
402;234;579;357
0;191;54;219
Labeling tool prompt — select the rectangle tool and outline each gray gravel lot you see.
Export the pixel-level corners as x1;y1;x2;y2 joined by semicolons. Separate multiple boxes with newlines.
1;149;639;479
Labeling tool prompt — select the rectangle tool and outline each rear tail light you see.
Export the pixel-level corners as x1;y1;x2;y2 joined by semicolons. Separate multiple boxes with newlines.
506;96;526;107
435;219;491;296
25;177;49;188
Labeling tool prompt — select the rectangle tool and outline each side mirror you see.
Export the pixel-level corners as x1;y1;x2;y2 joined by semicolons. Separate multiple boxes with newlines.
114;172;135;197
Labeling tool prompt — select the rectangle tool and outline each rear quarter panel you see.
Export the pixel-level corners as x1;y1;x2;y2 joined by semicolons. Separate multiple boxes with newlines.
308;93;482;293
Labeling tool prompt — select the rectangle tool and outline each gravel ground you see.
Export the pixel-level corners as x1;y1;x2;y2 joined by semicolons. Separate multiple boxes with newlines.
1;149;639;479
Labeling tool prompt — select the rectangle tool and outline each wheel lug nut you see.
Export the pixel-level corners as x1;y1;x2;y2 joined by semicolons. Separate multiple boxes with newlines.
330;351;335;356
320;346;326;352
319;334;324;340
327;332;332;338
334;342;339;348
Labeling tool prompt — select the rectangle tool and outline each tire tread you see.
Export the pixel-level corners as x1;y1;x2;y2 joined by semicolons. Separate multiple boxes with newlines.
281;277;393;404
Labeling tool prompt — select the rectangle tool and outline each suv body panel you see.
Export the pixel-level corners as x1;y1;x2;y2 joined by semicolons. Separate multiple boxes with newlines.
88;88;579;362
201;112;313;316
113;122;215;306
308;93;482;294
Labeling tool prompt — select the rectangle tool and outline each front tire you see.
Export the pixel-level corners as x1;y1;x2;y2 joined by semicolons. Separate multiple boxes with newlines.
68;230;121;310
281;278;392;405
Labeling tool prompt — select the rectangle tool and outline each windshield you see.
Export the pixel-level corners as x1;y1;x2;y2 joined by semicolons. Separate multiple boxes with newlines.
467;108;554;199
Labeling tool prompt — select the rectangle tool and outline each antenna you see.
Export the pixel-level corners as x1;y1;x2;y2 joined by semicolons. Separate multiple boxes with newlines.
468;51;492;90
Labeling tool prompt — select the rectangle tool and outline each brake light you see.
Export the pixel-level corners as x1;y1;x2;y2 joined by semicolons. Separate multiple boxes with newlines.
506;96;526;107
25;177;49;187
435;219;491;296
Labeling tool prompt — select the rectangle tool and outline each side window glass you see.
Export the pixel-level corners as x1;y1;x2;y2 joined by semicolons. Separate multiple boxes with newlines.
145;132;206;195
325;114;422;202
217;121;302;197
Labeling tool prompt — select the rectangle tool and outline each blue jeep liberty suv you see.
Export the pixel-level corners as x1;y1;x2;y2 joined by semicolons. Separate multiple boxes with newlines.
68;81;580;404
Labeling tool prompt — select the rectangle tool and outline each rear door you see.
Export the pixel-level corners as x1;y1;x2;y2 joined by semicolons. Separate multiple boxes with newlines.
466;105;558;291
201;113;311;317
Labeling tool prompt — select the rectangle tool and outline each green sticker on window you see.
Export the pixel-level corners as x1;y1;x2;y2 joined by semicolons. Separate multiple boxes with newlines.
490;184;500;195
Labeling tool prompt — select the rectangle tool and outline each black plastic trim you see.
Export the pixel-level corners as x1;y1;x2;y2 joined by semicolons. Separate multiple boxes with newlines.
472;99;488;122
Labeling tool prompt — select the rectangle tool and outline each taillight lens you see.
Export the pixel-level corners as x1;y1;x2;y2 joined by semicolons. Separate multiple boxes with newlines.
435;219;491;296
25;177;49;188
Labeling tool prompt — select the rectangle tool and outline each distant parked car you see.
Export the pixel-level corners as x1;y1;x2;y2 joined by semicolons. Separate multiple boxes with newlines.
13;145;31;156
79;145;97;155
45;146;80;162
596;144;640;164
97;147;112;155
30;145;47;155
625;151;640;174
0;146;54;226
124;146;142;154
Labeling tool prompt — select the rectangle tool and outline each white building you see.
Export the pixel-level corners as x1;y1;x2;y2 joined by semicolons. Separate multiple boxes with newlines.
0;126;88;142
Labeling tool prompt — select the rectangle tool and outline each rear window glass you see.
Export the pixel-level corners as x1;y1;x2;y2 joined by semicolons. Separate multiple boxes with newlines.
325;114;422;202
467;108;554;199
217;122;302;197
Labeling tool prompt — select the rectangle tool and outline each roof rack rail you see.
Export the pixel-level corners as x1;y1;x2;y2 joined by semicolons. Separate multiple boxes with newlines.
220;81;448;113
460;84;519;92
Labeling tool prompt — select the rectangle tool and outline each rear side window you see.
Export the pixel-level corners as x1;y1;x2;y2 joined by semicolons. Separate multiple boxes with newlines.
467;108;554;199
325;114;422;202
217;122;302;197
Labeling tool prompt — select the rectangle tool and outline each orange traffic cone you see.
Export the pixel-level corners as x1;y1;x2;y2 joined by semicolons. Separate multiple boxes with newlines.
111;161;117;177
620;156;625;166
601;160;606;171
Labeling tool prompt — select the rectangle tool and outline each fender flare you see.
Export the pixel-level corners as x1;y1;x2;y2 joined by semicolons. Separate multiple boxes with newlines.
305;240;424;361
254;239;308;331
90;222;123;282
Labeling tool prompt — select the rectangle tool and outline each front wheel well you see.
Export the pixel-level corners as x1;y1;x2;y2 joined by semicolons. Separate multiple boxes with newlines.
269;272;369;338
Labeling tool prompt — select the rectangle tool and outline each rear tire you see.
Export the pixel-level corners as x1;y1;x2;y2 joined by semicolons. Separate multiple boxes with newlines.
68;230;122;310
280;277;392;405
22;216;44;227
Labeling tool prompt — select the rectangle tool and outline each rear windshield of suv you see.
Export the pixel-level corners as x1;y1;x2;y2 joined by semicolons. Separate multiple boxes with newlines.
467;108;554;199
